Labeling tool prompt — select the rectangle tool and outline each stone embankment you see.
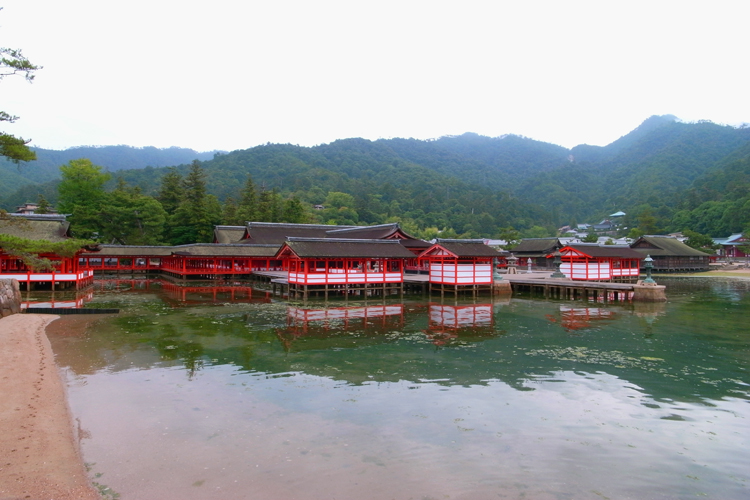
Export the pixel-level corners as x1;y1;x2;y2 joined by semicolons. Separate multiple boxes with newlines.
0;279;22;317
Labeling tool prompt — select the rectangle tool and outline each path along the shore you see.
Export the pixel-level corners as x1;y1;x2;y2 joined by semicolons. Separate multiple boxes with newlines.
0;313;99;500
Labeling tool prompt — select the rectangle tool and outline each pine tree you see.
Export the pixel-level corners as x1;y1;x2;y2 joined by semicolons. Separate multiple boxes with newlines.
157;167;183;214
222;197;240;225
282;196;307;223
169;160;214;244
235;174;258;223
36;194;51;214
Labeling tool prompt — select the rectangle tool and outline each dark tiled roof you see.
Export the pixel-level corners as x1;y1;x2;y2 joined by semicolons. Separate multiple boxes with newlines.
172;244;280;257
213;225;246;244
95;245;174;256
429;239;504;258
239;222;431;249
94;244;279;257
510;238;561;253
0;214;71;242
281;238;417;258
242;222;357;245
562;244;644;259
630;236;712;257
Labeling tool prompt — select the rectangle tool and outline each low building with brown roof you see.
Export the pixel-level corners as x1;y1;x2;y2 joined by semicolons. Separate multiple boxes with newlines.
630;236;711;272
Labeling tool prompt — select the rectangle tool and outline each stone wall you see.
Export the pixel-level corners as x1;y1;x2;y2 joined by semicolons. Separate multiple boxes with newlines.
0;279;22;317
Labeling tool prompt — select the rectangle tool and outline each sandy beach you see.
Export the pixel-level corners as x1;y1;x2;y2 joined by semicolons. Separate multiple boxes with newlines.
0;313;99;500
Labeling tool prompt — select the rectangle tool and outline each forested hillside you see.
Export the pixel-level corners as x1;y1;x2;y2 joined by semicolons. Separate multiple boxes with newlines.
2;116;749;241
0;145;217;199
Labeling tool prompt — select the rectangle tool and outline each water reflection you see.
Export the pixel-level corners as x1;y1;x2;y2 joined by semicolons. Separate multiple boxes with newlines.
545;305;618;332
42;277;750;500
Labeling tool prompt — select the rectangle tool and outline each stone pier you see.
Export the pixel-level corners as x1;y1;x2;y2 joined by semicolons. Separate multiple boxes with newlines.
632;282;667;302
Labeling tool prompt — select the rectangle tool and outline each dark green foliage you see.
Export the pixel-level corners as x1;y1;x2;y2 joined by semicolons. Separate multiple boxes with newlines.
98;182;167;245
57;159;112;238
582;230;599;243
35;194;51;214
235;175;258;223
0;145;217;201
682;229;719;252
168;161;220;244
5;116;750;241
0;232;95;272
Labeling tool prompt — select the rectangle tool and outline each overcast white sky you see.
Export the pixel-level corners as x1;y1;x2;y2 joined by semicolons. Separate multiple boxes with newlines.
2;0;748;152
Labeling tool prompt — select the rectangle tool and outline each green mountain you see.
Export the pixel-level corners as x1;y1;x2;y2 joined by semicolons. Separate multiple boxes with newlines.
3;116;749;238
0;145;218;200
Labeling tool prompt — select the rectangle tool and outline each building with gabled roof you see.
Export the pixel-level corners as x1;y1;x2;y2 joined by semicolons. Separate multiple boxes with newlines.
555;243;644;281
0;214;95;290
239;222;358;245
630;235;711;272
713;233;748;259
509;238;563;268
0;213;72;242
275;237;416;299
418;239;505;294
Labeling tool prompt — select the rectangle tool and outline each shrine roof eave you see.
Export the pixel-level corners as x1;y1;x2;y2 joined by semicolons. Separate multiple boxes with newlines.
275;238;416;259
558;244;644;259
420;240;505;259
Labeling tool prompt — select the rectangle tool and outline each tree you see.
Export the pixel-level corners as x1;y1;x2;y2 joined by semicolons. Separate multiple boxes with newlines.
582;229;599;243
683;229;719;252
282;196;307;223
169;160;218;244
256;188;282;222
1;9;41;162
98;181;167;245
157;167;183;214
221;197;240;225
57;159;111;239
35;194;51;214
235;175;258;223
497;227;521;250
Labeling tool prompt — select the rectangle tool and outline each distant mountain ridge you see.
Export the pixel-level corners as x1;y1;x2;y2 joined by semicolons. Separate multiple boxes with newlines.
0;145;219;199
2;116;749;238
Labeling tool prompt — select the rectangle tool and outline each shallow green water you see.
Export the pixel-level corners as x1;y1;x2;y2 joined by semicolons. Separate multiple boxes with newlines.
46;278;749;500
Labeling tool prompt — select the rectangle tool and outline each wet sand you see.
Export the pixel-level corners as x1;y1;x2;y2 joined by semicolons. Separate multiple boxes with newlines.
0;313;99;500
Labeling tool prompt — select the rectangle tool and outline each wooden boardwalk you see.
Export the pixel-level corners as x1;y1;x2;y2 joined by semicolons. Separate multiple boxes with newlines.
503;273;637;301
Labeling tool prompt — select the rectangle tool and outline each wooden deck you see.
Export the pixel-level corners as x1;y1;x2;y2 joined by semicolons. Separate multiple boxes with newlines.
503;273;637;301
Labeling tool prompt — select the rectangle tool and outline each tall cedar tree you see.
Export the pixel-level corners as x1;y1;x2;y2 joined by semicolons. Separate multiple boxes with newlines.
157;167;183;214
221;196;240;225
169;160;218;244
235;174;258;223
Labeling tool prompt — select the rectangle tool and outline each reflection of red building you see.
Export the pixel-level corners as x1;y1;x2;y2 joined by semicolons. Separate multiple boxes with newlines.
93;278;273;305
21;289;94;310
278;303;405;350
546;305;616;331
159;282;272;304
425;303;496;345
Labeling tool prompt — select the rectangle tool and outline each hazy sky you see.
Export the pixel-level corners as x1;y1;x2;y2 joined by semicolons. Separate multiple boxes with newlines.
2;0;748;152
